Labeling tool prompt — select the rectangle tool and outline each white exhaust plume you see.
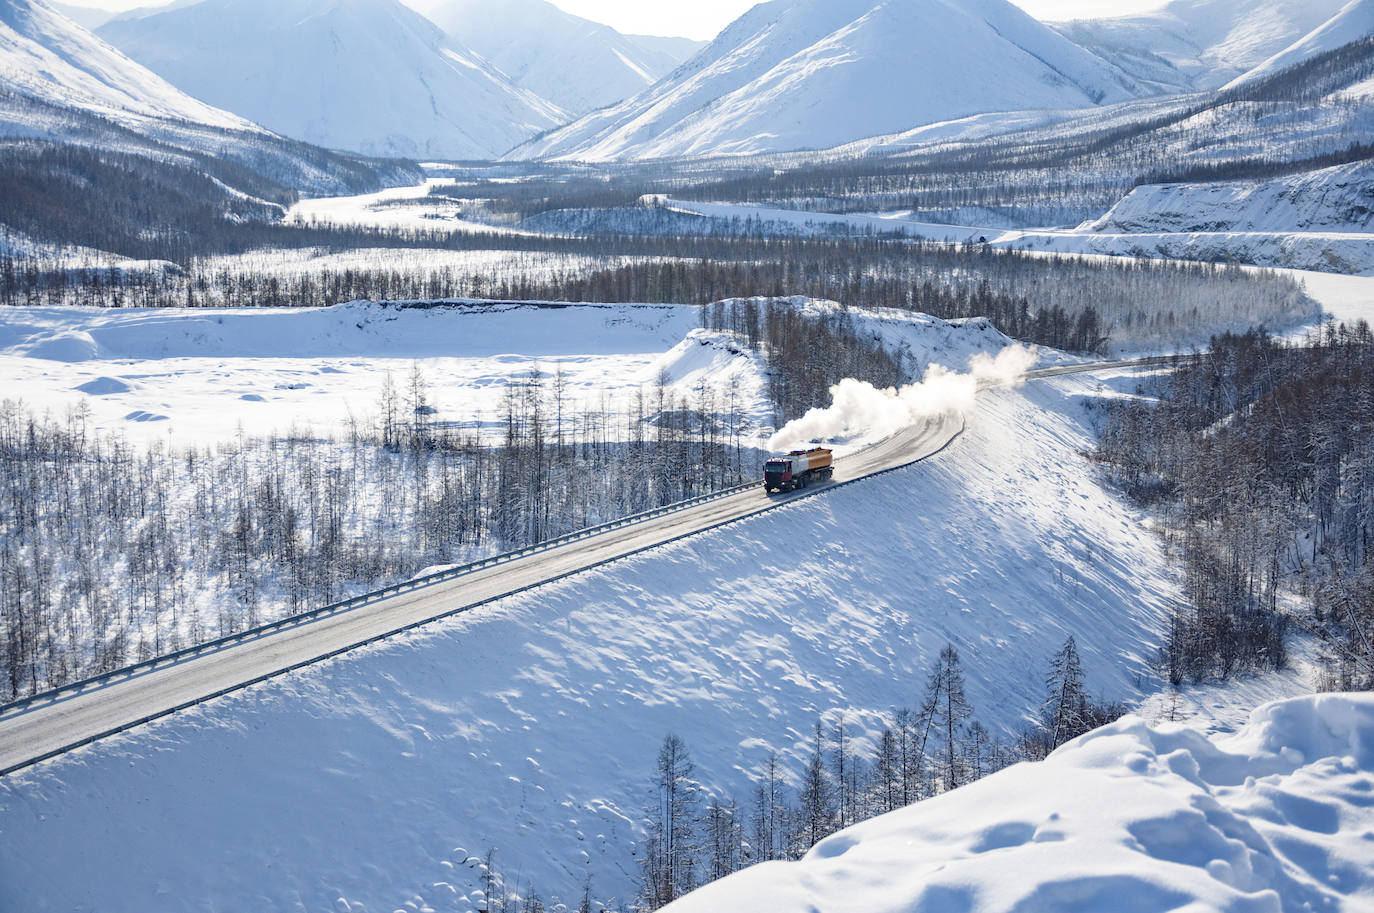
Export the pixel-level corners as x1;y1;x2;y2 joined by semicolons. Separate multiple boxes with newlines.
768;344;1038;452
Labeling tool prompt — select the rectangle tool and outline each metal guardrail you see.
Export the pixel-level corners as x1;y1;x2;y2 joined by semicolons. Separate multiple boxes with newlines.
0;478;761;722
0;356;1174;776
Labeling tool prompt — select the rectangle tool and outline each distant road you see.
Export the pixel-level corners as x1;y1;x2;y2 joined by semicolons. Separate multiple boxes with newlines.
0;357;1170;776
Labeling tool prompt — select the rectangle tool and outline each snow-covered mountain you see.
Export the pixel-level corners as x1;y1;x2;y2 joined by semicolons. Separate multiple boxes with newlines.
1056;0;1350;92
46;1;114;30
421;0;704;115
1228;0;1374;86
509;0;1150;161
0;0;421;202
664;694;1374;913
96;0;569;160
0;0;253;131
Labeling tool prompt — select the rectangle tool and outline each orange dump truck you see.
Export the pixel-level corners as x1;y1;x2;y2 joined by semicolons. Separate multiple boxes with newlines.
763;448;834;493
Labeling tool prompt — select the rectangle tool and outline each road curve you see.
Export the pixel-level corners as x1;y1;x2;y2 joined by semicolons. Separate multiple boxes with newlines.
0;358;1170;776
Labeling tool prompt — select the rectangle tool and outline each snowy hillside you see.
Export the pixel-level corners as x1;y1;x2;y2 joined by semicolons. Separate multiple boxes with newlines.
0;0;252;131
1228;0;1374;86
665;693;1374;913
1086;161;1374;235
509;0;1148;161
0;361;1191;911
1056;0;1348;92
0;0;423;200
96;0;568;160
46;1;113;31
422;0;704;115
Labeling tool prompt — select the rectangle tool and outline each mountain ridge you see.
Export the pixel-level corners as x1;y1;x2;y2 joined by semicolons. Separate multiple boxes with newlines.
508;0;1153;161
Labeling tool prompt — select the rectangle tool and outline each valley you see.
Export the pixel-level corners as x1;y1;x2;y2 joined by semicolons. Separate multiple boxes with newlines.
2;0;1374;910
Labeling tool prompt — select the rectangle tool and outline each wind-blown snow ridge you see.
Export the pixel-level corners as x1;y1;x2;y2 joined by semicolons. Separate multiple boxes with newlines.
1088;161;1374;235
666;693;1374;913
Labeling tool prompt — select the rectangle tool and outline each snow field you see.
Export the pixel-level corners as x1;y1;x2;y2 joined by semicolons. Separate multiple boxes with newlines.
286;180;537;234
663;692;1374;913
0;297;1040;450
0;369;1187;911
0;300;759;445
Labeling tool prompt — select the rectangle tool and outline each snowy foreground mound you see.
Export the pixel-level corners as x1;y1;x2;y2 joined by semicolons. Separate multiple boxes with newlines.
668;694;1374;913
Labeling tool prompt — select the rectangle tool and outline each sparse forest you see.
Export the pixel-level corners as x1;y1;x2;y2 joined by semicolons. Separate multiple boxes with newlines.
0;366;761;698
0;295;919;697
463;639;1124;913
1096;324;1374;687
2;231;1311;352
626;641;1122;911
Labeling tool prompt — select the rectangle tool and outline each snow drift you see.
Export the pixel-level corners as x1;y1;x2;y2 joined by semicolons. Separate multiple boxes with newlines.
665;693;1374;913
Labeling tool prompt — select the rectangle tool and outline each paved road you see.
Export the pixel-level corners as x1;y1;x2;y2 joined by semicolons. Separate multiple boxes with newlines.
0;357;1178;776
0;408;970;776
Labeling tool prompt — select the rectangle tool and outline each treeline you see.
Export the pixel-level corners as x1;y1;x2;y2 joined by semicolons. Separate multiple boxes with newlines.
427;177;657;225
0;368;761;700
4;236;1311;352
1137;139;1374;188
631;640;1123;910
1095;325;1374;686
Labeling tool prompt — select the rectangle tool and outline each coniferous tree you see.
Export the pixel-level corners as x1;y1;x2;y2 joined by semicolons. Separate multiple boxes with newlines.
1043;636;1088;750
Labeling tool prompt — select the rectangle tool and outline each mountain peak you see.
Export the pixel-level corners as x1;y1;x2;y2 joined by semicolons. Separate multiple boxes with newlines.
95;0;568;159
510;0;1145;161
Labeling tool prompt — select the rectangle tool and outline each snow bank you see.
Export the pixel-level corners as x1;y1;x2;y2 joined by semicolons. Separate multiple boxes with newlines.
665;693;1374;913
0;373;1183;911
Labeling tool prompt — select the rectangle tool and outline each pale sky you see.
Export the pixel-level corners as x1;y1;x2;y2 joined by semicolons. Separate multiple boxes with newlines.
72;0;1173;41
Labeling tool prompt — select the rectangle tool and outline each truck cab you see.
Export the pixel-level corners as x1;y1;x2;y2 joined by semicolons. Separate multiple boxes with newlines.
764;458;794;492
